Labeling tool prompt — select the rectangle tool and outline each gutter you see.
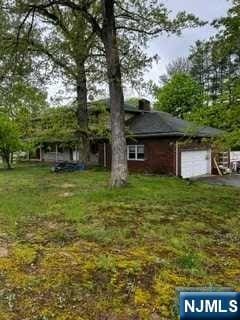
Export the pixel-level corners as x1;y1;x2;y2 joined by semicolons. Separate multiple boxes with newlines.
126;132;218;139
126;132;184;138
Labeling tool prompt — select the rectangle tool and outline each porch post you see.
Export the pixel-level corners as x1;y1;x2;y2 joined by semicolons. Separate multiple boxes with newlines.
75;146;79;161
39;145;43;162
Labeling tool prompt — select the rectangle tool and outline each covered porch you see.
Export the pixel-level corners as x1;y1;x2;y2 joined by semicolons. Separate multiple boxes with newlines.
33;141;100;165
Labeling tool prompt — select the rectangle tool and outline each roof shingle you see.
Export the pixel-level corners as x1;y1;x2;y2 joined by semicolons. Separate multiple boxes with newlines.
127;111;222;138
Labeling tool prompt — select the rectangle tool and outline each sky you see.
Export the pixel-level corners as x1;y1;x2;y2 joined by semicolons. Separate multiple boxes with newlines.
144;0;230;85
48;0;230;102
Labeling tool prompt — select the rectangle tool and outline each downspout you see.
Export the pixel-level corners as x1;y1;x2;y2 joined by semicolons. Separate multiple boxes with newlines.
176;141;179;177
209;149;212;175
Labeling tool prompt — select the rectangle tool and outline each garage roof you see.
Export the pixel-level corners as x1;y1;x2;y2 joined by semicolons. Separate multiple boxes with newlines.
127;111;222;138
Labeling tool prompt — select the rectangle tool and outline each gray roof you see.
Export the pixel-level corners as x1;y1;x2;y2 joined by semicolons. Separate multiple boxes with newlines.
127;111;222;138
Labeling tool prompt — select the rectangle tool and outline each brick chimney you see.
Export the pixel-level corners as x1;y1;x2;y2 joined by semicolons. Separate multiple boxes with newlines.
138;99;151;112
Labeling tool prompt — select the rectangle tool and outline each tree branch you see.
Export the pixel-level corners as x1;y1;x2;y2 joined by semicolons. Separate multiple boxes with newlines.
116;25;163;35
29;39;76;78
29;1;103;39
36;6;70;37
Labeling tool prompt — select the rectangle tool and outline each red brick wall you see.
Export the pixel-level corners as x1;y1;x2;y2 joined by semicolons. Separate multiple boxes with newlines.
98;137;218;177
99;138;177;175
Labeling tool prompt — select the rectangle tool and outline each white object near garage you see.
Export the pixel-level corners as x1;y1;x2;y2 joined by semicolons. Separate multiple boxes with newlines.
230;151;240;162
181;150;211;178
230;151;240;172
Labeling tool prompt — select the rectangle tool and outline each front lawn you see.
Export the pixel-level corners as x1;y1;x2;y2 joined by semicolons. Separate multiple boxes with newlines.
0;165;239;319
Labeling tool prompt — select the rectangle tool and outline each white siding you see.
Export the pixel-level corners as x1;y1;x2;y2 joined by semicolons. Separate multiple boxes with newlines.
230;151;240;162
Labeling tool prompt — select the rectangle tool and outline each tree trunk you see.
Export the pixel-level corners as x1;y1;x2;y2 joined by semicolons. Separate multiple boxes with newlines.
101;0;128;187
75;63;90;165
2;152;11;170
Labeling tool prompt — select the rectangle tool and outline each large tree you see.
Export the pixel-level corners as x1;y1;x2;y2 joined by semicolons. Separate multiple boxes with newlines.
160;56;191;84
189;0;240;106
12;3;99;164
186;0;240;149
0;114;21;169
189;40;239;105
213;0;240;58
0;81;48;144
15;0;202;187
0;1;48;151
154;72;203;118
188;98;240;149
13;1;154;168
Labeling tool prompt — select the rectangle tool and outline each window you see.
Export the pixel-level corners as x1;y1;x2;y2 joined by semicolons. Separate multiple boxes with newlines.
127;145;145;161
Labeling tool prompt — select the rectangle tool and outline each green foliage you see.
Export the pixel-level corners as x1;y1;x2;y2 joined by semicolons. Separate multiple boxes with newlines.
0;114;21;168
188;101;240;131
189;40;239;105
213;0;240;58
89;111;110;139
88;99;111;139
188;1;240;105
188;79;240;148
182;0;240;150
0;1;36;94
0;165;240;318
0;82;48;117
154;73;203;118
13;0;205;97
32;107;77;144
29;102;111;146
160;57;191;84
115;0;205;40
12;244;37;265
125;97;139;107
0;82;48;140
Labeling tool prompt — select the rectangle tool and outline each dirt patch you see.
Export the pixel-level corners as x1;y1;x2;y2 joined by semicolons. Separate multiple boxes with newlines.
60;192;75;198
0;246;9;257
61;183;75;189
17;216;80;246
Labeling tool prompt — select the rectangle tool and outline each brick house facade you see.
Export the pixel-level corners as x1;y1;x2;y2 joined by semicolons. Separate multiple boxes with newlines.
98;99;224;178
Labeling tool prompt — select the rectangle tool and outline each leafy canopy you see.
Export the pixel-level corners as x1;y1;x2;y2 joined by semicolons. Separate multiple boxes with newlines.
0;114;21;166
154;72;202;118
188;79;240;149
186;0;240;149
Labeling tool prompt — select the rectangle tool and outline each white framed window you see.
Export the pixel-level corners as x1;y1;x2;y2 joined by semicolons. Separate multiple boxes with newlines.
127;145;145;161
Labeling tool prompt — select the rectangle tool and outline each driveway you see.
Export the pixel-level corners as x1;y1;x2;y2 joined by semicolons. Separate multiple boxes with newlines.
195;174;240;187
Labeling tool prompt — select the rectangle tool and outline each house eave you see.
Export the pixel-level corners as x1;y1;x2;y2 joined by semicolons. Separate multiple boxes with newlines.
126;132;217;139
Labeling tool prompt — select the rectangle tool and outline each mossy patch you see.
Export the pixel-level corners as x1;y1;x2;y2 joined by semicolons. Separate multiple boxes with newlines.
0;165;240;319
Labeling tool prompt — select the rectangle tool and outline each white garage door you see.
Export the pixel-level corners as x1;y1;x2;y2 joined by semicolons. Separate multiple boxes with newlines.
181;150;211;178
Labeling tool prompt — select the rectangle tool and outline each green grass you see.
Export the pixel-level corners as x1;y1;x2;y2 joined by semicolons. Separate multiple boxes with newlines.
0;164;240;319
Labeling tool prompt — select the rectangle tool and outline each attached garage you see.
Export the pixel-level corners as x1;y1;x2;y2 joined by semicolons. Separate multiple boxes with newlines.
181;150;212;178
100;105;222;177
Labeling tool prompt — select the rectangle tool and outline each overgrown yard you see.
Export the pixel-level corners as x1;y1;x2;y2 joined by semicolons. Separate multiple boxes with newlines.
0;165;239;320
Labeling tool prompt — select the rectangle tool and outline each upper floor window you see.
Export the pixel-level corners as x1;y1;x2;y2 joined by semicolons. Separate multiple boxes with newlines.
127;145;144;161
